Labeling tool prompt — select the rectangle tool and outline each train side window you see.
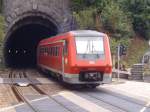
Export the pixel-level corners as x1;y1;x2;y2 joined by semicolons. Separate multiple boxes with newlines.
57;47;59;56
41;47;43;54
40;47;41;54
43;47;45;54
51;47;53;56
48;47;49;55
56;47;57;56
40;48;42;53
50;47;52;56
44;47;46;53
45;47;47;53
55;47;57;56
63;40;68;56
46;47;48;54
39;47;41;54
53;47;54;56
49;47;51;56
41;47;44;54
56;47;58;56
57;47;60;56
45;47;47;54
49;47;51;55
40;47;42;54
46;47;48;53
52;47;55;56
54;47;56;56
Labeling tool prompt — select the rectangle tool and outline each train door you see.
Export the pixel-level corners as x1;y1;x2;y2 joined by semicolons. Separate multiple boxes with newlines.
62;40;68;74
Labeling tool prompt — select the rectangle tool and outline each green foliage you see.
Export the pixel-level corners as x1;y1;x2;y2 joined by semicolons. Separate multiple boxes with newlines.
126;38;149;67
72;0;150;39
0;15;4;68
71;0;96;12
72;0;134;39
73;8;95;29
120;0;150;39
71;0;86;12
101;1;134;39
0;15;4;43
110;38;130;54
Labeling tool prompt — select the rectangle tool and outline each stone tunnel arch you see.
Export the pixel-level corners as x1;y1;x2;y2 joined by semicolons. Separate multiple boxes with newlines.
4;12;60;68
3;0;74;68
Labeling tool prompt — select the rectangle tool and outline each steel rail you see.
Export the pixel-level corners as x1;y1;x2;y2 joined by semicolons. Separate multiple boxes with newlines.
9;70;41;112
25;70;74;112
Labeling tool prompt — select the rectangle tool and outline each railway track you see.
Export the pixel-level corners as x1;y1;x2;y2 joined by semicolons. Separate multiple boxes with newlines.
25;70;74;112
71;88;150;112
9;70;41;112
8;70;74;112
4;69;149;112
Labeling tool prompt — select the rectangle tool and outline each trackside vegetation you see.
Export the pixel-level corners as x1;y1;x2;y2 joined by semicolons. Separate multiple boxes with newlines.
71;0;150;67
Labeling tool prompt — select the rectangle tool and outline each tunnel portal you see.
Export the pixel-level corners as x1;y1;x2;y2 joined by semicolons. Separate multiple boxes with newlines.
3;0;74;68
4;16;58;68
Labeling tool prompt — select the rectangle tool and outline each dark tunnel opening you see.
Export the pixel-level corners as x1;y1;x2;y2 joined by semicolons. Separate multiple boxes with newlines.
4;16;58;68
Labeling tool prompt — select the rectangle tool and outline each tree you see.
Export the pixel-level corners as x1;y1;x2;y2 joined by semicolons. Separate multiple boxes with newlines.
121;0;150;39
101;1;133;38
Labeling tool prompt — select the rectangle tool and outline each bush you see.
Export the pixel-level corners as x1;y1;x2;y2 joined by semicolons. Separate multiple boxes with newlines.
0;15;4;43
73;8;96;29
121;0;150;39
101;1;134;39
110;38;131;54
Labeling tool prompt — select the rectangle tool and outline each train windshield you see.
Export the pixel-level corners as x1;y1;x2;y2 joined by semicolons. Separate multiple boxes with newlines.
75;36;105;59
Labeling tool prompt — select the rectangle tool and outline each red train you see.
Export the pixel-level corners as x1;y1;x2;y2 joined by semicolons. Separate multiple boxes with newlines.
37;30;112;87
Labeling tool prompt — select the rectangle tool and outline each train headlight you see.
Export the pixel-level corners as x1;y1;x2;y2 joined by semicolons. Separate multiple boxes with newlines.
65;58;68;64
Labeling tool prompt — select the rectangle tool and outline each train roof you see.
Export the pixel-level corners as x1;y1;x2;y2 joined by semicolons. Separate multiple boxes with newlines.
70;30;106;37
39;30;106;45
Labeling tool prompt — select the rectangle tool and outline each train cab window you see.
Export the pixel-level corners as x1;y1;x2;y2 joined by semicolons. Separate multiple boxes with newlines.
75;36;105;60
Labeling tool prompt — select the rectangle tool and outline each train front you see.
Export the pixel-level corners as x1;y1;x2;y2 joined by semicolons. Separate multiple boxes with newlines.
63;30;112;85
